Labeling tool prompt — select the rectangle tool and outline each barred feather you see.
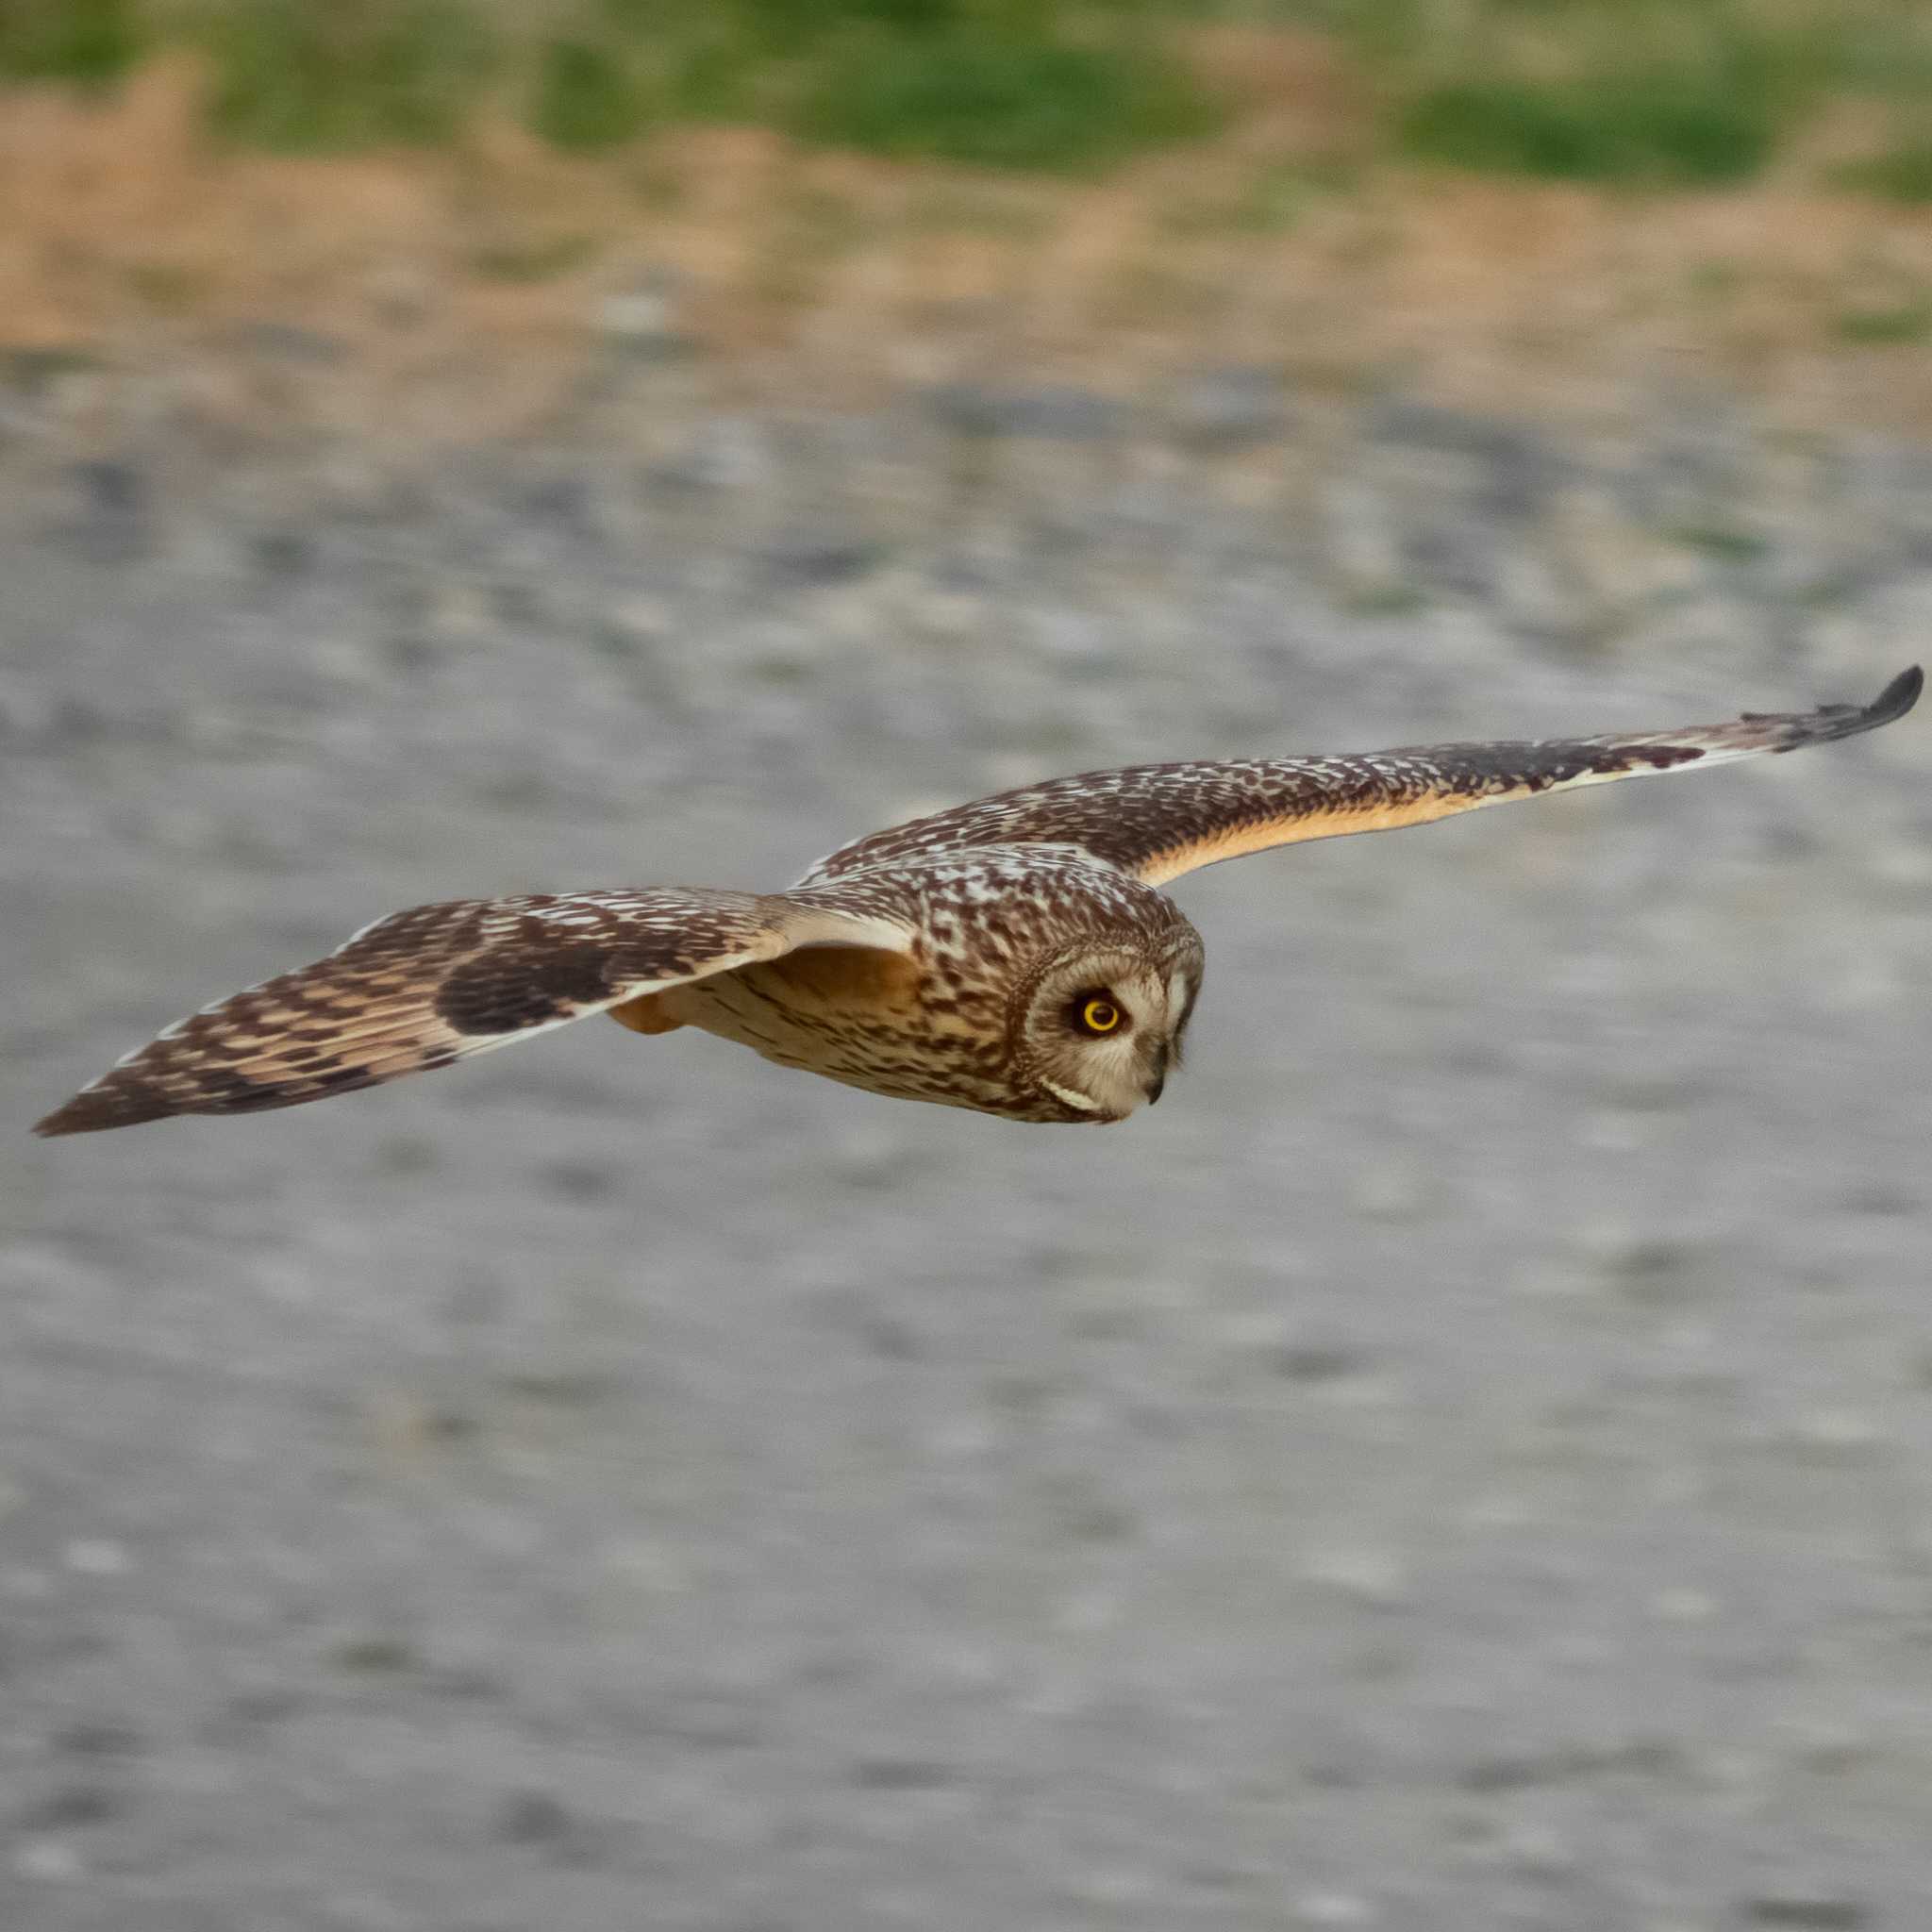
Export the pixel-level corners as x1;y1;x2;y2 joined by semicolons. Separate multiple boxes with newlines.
34;889;912;1136
808;668;1923;888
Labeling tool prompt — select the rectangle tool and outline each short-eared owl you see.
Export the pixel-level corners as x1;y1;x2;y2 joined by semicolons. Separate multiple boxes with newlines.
35;669;1921;1136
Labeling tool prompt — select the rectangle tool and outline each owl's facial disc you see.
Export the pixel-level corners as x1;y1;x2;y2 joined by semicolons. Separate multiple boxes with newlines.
1019;944;1200;1123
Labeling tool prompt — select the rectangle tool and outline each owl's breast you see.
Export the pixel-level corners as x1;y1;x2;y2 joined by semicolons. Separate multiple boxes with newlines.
664;942;1018;1110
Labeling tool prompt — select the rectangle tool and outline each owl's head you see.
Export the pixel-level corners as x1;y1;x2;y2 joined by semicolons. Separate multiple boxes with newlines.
1010;932;1205;1124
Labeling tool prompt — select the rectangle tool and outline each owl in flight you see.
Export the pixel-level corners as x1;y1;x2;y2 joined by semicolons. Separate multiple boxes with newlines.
34;669;1921;1137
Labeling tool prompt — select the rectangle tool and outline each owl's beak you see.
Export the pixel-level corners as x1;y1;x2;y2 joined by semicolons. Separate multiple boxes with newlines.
1143;1045;1169;1107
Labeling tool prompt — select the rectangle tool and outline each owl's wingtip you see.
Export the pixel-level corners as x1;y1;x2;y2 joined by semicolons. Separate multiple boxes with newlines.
32;1083;173;1138
1870;663;1924;726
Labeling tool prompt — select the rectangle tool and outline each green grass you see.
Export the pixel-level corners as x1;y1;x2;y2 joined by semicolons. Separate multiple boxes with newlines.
0;0;142;85
1278;0;1932;186
1373;2;1810;186
8;0;1932;190
173;0;1220;168
519;2;1224;170
794;25;1221;171
1400;65;1779;184
1832;142;1932;204
1834;297;1932;344
204;0;495;148
527;30;647;150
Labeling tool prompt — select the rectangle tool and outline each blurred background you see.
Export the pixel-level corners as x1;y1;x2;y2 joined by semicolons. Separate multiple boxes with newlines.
5;4;1932;1927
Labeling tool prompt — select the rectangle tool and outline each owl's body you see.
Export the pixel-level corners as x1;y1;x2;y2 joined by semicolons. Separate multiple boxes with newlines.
621;847;1201;1123
33;669;1920;1138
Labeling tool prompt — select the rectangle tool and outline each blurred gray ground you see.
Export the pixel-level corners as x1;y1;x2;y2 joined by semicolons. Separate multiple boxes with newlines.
3;386;1932;1931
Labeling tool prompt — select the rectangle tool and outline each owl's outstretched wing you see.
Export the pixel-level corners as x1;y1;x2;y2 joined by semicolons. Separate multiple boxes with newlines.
810;668;1922;890
34;889;914;1136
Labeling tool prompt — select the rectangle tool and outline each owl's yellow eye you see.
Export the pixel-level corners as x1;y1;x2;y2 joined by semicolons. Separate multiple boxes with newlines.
1077;995;1122;1035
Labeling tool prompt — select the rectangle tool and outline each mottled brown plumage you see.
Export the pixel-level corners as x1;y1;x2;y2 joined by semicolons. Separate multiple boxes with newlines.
34;668;1920;1136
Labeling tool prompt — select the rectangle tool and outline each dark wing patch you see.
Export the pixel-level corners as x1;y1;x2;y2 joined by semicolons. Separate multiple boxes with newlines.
34;888;913;1136
806;668;1922;889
